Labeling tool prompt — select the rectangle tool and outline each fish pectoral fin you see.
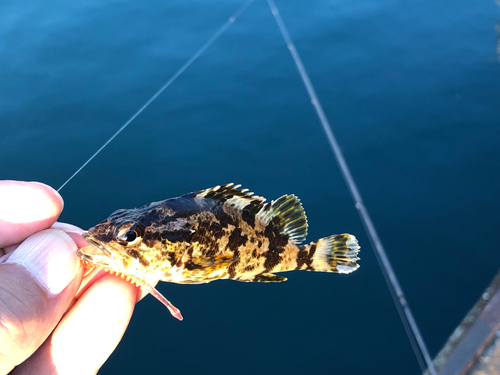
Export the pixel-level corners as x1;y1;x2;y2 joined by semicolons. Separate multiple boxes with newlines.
189;254;236;270
253;273;287;283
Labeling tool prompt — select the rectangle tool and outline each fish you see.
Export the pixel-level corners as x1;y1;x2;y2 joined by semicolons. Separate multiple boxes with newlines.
77;183;360;321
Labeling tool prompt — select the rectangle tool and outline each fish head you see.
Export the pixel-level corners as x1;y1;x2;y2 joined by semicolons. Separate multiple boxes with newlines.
77;207;175;282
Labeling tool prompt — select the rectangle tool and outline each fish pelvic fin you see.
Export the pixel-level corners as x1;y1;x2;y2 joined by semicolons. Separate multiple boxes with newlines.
308;234;360;274
256;194;308;244
143;284;183;321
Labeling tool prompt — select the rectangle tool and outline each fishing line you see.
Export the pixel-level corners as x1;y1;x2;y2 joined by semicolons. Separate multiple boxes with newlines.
57;0;256;192
266;0;437;374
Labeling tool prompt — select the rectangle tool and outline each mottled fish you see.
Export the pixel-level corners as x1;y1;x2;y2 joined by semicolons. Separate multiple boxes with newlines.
77;184;360;320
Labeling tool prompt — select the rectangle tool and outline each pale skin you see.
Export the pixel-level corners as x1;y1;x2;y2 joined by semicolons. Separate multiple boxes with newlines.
0;180;149;375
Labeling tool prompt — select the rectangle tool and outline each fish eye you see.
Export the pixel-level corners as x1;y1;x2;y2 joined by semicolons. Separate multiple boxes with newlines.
124;230;137;242
115;221;144;246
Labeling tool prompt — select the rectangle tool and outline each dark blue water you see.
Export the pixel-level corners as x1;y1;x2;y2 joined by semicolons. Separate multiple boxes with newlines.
2;0;500;373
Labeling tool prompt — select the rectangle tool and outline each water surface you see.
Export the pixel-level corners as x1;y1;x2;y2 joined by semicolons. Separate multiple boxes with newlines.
1;0;500;373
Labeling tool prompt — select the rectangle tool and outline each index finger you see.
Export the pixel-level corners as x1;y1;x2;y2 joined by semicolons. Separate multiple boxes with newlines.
0;181;64;248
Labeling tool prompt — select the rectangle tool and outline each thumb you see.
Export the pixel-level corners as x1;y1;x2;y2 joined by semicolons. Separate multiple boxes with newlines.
0;229;82;374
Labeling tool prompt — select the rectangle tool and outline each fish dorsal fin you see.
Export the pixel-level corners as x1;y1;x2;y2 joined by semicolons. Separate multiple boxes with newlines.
195;183;266;213
256;194;308;244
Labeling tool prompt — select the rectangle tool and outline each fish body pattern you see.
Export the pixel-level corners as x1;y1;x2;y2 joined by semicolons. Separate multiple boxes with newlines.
78;184;360;319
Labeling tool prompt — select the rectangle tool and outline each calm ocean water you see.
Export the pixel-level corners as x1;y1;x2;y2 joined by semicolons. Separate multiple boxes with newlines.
1;0;500;373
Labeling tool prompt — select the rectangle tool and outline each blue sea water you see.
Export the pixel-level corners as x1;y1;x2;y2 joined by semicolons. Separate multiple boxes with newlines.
1;0;500;373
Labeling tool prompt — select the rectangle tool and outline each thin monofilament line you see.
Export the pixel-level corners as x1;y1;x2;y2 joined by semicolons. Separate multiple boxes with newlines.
266;1;437;374
57;0;255;192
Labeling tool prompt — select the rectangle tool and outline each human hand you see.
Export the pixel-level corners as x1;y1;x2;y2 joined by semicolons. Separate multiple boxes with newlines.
0;181;141;375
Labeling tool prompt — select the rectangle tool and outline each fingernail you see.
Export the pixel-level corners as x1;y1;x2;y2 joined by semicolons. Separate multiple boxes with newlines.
5;229;80;297
30;181;64;208
51;222;85;235
54;190;64;208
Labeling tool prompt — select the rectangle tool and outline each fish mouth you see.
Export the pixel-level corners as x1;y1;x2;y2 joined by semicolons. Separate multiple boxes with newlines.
77;233;116;268
81;234;112;256
78;233;145;281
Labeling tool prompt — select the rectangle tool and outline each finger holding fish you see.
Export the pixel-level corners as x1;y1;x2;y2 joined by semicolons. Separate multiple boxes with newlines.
0;182;145;375
24;246;144;374
14;265;140;375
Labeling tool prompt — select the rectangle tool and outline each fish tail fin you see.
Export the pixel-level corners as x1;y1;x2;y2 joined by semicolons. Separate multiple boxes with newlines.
308;234;360;274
